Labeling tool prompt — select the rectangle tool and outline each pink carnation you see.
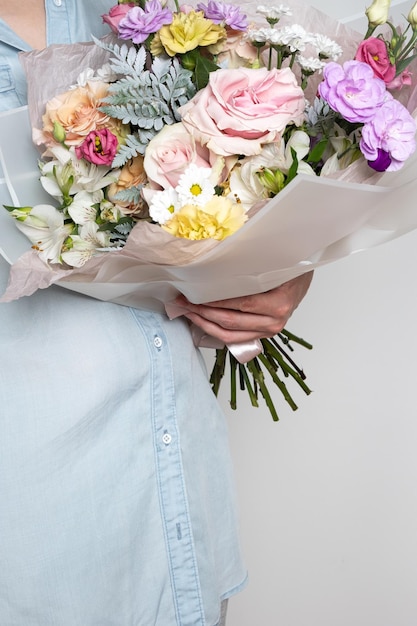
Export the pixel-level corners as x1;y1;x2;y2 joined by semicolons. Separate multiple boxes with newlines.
360;98;416;171
75;128;119;166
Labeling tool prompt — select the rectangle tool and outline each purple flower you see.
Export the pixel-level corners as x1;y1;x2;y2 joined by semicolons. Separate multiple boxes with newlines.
366;148;392;172
360;99;416;171
318;60;389;124
196;1;248;30
118;1;173;44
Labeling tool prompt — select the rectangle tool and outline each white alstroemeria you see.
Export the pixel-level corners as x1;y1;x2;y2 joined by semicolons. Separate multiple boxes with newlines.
296;55;326;74
41;146;118;196
277;24;314;52
229;132;315;210
13;204;73;264
67;190;103;225
61;221;111;267
70;151;119;194
256;5;292;20
320;126;360;176
100;200;121;223
149;188;181;225
175;164;215;207
311;34;343;60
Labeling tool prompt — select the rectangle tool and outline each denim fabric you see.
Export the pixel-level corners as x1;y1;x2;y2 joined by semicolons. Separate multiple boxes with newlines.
0;2;247;623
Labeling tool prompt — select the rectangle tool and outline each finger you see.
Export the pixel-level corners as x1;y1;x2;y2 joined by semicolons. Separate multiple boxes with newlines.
183;311;266;344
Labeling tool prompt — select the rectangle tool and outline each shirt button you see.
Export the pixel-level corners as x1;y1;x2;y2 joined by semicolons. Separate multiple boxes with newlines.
162;433;172;445
53;0;62;5
154;336;163;348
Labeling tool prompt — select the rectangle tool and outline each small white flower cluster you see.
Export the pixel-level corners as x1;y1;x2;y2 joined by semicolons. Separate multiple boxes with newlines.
256;4;292;20
149;164;216;224
247;5;342;76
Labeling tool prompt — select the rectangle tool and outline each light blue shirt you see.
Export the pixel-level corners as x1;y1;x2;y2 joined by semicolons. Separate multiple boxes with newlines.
0;2;247;624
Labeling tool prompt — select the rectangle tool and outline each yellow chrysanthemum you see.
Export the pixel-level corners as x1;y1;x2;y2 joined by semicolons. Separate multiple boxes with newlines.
155;11;226;57
162;196;247;240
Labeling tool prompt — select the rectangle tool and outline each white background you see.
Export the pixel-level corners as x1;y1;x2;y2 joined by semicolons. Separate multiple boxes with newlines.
206;2;417;625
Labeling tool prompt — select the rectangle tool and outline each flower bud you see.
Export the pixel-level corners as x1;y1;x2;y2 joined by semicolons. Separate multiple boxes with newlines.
52;121;66;144
365;0;391;27
407;1;417;28
257;168;285;195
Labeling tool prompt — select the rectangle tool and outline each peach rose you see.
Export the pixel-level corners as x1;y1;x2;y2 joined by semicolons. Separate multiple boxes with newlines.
41;81;112;147
179;67;305;156
107;156;148;217
217;29;258;69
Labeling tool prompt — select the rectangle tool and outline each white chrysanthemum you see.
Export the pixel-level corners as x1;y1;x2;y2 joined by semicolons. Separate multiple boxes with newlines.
175;165;215;207
246;27;269;44
277;24;314;52
297;55;326;73
311;34;343;60
256;4;292;19
149;188;181;225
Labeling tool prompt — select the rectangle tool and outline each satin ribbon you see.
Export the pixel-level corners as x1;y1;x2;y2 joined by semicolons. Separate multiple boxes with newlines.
165;301;262;364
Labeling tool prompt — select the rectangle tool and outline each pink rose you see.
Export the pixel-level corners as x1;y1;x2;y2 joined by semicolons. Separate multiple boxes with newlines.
355;37;396;84
143;122;217;189
102;3;135;34
179;67;305;156
75;128;118;165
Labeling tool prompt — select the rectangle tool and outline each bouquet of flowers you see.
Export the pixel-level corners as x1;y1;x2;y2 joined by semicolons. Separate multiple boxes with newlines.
2;0;417;420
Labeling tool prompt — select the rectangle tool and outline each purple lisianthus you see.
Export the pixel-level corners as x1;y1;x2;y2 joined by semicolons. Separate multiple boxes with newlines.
318;60;389;124
196;1;248;30
118;0;173;44
360;99;416;171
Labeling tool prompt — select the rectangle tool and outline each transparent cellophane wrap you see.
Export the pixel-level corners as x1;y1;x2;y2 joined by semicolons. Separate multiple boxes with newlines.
1;0;417;313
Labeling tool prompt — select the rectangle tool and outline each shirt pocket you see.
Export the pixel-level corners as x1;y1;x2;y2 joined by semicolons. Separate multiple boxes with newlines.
0;64;13;93
0;64;24;110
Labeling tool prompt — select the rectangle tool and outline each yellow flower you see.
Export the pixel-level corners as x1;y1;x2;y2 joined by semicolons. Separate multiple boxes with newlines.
155;11;226;57
162;195;247;240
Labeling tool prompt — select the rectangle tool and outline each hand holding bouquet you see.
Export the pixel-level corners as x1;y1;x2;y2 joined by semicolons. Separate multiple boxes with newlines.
2;0;417;420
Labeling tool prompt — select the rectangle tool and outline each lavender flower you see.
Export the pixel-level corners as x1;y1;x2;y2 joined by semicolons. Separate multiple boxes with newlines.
360;99;416;171
318;60;388;124
118;0;173;44
196;1;248;30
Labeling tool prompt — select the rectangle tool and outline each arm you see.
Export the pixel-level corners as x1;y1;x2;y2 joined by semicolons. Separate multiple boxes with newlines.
174;271;313;344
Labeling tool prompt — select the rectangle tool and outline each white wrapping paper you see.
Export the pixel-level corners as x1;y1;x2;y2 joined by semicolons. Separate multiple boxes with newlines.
1;1;417;313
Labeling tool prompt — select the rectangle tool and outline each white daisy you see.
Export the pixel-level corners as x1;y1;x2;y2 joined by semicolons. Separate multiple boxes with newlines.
175;164;215;207
149;188;181;225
